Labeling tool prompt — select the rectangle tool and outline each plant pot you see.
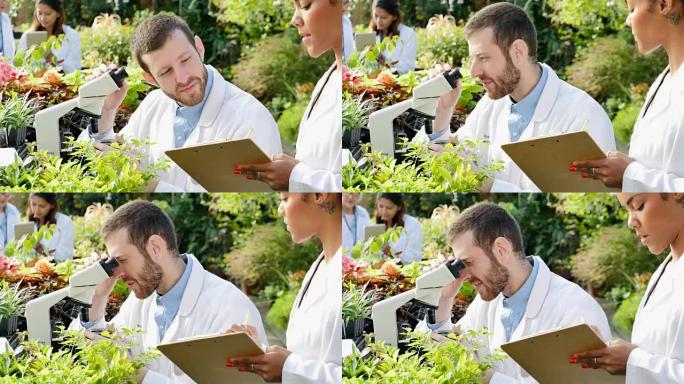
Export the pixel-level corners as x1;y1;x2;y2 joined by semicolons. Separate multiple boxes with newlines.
343;318;365;339
342;128;363;148
0;315;19;337
0;128;7;147
6;126;27;147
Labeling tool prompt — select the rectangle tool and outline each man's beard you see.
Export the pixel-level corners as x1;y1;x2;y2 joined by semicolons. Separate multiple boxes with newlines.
162;65;209;107
481;56;521;100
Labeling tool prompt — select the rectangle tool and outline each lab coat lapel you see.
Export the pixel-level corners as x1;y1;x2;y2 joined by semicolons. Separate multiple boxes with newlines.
511;257;551;342
160;254;205;344
192;66;226;143
303;64;336;122
518;64;560;142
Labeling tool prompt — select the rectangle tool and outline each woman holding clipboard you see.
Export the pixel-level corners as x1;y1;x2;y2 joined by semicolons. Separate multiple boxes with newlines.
572;193;684;383
572;0;684;191
226;193;342;383
236;0;342;192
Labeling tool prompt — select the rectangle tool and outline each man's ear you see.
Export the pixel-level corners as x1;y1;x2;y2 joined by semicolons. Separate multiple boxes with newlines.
194;35;205;61
146;235;166;262
141;70;157;86
493;236;514;262
508;39;528;66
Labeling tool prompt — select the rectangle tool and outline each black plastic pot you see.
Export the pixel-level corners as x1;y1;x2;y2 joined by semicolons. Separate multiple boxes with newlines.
0;316;19;337
342;128;363;148
5;126;27;147
343;318;365;339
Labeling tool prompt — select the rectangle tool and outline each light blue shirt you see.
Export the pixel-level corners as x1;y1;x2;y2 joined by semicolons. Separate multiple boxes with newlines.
173;68;214;148
154;254;193;340
500;257;539;341
508;64;548;142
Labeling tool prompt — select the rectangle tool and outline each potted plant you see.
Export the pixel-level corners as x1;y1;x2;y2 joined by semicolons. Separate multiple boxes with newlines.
0;281;31;337
342;281;376;339
0;92;38;148
342;92;371;149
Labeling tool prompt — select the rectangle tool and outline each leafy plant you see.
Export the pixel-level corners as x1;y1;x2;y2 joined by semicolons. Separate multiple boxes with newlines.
1;225;55;264
415;17;468;69
0;92;38;134
342;281;376;324
346;36;398;75
343;329;503;383
0;281;31;318
208;193;281;246
343;140;502;192
72;203;113;258
0;139;169;192
420;205;460;261
266;289;298;333
342;92;372;132
79;15;135;68
12;35;64;75
613;289;644;335
0;327;159;383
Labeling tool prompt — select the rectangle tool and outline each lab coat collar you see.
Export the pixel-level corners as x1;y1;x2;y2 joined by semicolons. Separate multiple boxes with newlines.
196;65;226;129
528;63;560;125
521;255;552;320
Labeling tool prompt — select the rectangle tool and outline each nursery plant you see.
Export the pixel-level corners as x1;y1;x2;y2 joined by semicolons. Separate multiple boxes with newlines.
0;92;39;148
342;281;377;338
0;281;31;336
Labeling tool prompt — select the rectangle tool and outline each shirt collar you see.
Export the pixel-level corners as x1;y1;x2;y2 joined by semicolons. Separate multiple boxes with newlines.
502;256;539;310
176;66;215;119
510;64;548;117
156;254;193;310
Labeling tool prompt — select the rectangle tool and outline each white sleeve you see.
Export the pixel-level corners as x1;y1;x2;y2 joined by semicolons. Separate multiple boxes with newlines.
394;28;417;74
243;104;283;157
53;217;74;262
622;161;684;192
489;371;539;384
626;347;684;384
289;161;341;192
58;29;82;74
401;217;423;263
16;33;26;52
282;353;342;384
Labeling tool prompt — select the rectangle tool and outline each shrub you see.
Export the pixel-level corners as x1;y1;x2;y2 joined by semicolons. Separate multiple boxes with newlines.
566;35;667;102
415;18;468;69
266;289;298;332
571;225;663;294
79;15;135;68
224;222;321;290
277;95;310;146
613;289;644;335
420;205;460;260
231;34;333;102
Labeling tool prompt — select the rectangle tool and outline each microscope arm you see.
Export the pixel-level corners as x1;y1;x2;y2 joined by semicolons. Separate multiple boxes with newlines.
24;287;70;345
367;98;413;156
34;98;79;157
371;289;415;347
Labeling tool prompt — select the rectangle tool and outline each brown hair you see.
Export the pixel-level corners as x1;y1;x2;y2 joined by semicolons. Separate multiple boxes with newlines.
30;0;65;36
130;14;196;73
28;193;59;226
464;2;537;62
369;0;401;37
102;200;179;257
375;193;406;228
447;202;525;259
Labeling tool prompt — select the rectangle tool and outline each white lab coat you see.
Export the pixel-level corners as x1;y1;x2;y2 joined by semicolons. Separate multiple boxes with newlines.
388;214;422;264
70;253;268;384
289;64;342;192
446;63;616;192
1;13;14;62
36;212;73;262
342;205;370;256
623;67;684;191
0;202;21;252
17;25;81;73
342;15;354;62
78;65;282;192
377;24;416;74
282;248;342;384
429;256;611;384
626;254;684;383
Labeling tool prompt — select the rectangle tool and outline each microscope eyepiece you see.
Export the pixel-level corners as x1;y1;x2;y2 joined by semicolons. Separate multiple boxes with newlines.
99;257;120;277
443;68;463;89
446;259;465;278
109;68;129;88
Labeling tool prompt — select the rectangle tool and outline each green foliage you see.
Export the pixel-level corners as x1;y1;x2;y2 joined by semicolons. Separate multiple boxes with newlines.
613;289;644;335
214;0;294;52
420;205;460;260
224;222;320;289
231;33;332;101
277;96;309;145
12;35;64;75
571;225;663;294
72;203;112;258
0;327;159;383
415;22;468;68
79;21;135;68
208;193;281;245
342;92;372;132
0;92;37;138
342;281;376;324
0;139;168;192
0;281;31;318
349;227;402;265
266;289;298;333
547;0;628;46
553;193;626;236
343;329;503;383
566;35;667;102
343;140;502;192
346;36;397;74
2;225;54;264
612;93;646;146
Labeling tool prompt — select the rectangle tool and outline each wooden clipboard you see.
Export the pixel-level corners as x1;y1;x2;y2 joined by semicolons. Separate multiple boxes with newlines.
157;332;265;384
165;137;272;192
501;130;619;192
501;324;624;384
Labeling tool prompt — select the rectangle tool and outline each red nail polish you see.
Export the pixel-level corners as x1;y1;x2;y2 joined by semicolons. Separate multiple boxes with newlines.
233;167;241;175
581;363;588;369
238;367;245;372
581;173;588;178
246;175;253;180
569;358;577;364
568;166;577;172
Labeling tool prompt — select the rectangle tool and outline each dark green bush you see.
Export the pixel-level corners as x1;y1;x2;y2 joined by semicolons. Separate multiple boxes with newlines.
224;222;320;290
266;289;298;332
566;35;667;102
571;225;662;294
231;34;333;101
612;98;643;147
613;289;644;335
415;23;469;68
277;98;309;146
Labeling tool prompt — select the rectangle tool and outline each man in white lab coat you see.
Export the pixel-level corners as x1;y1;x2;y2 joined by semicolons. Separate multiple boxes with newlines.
69;200;267;384
79;14;282;191
423;203;611;383
426;3;615;192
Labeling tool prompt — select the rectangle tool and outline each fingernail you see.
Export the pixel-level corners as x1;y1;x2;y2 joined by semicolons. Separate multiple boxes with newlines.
568;166;577;172
581;363;588;369
581;173;588;178
233;167;241;175
226;362;233;367
246;175;253;180
569;357;577;364
238;367;245;372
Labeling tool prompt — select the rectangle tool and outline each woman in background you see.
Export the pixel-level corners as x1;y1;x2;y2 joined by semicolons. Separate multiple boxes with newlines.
369;0;416;74
27;193;74;262
375;193;422;264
